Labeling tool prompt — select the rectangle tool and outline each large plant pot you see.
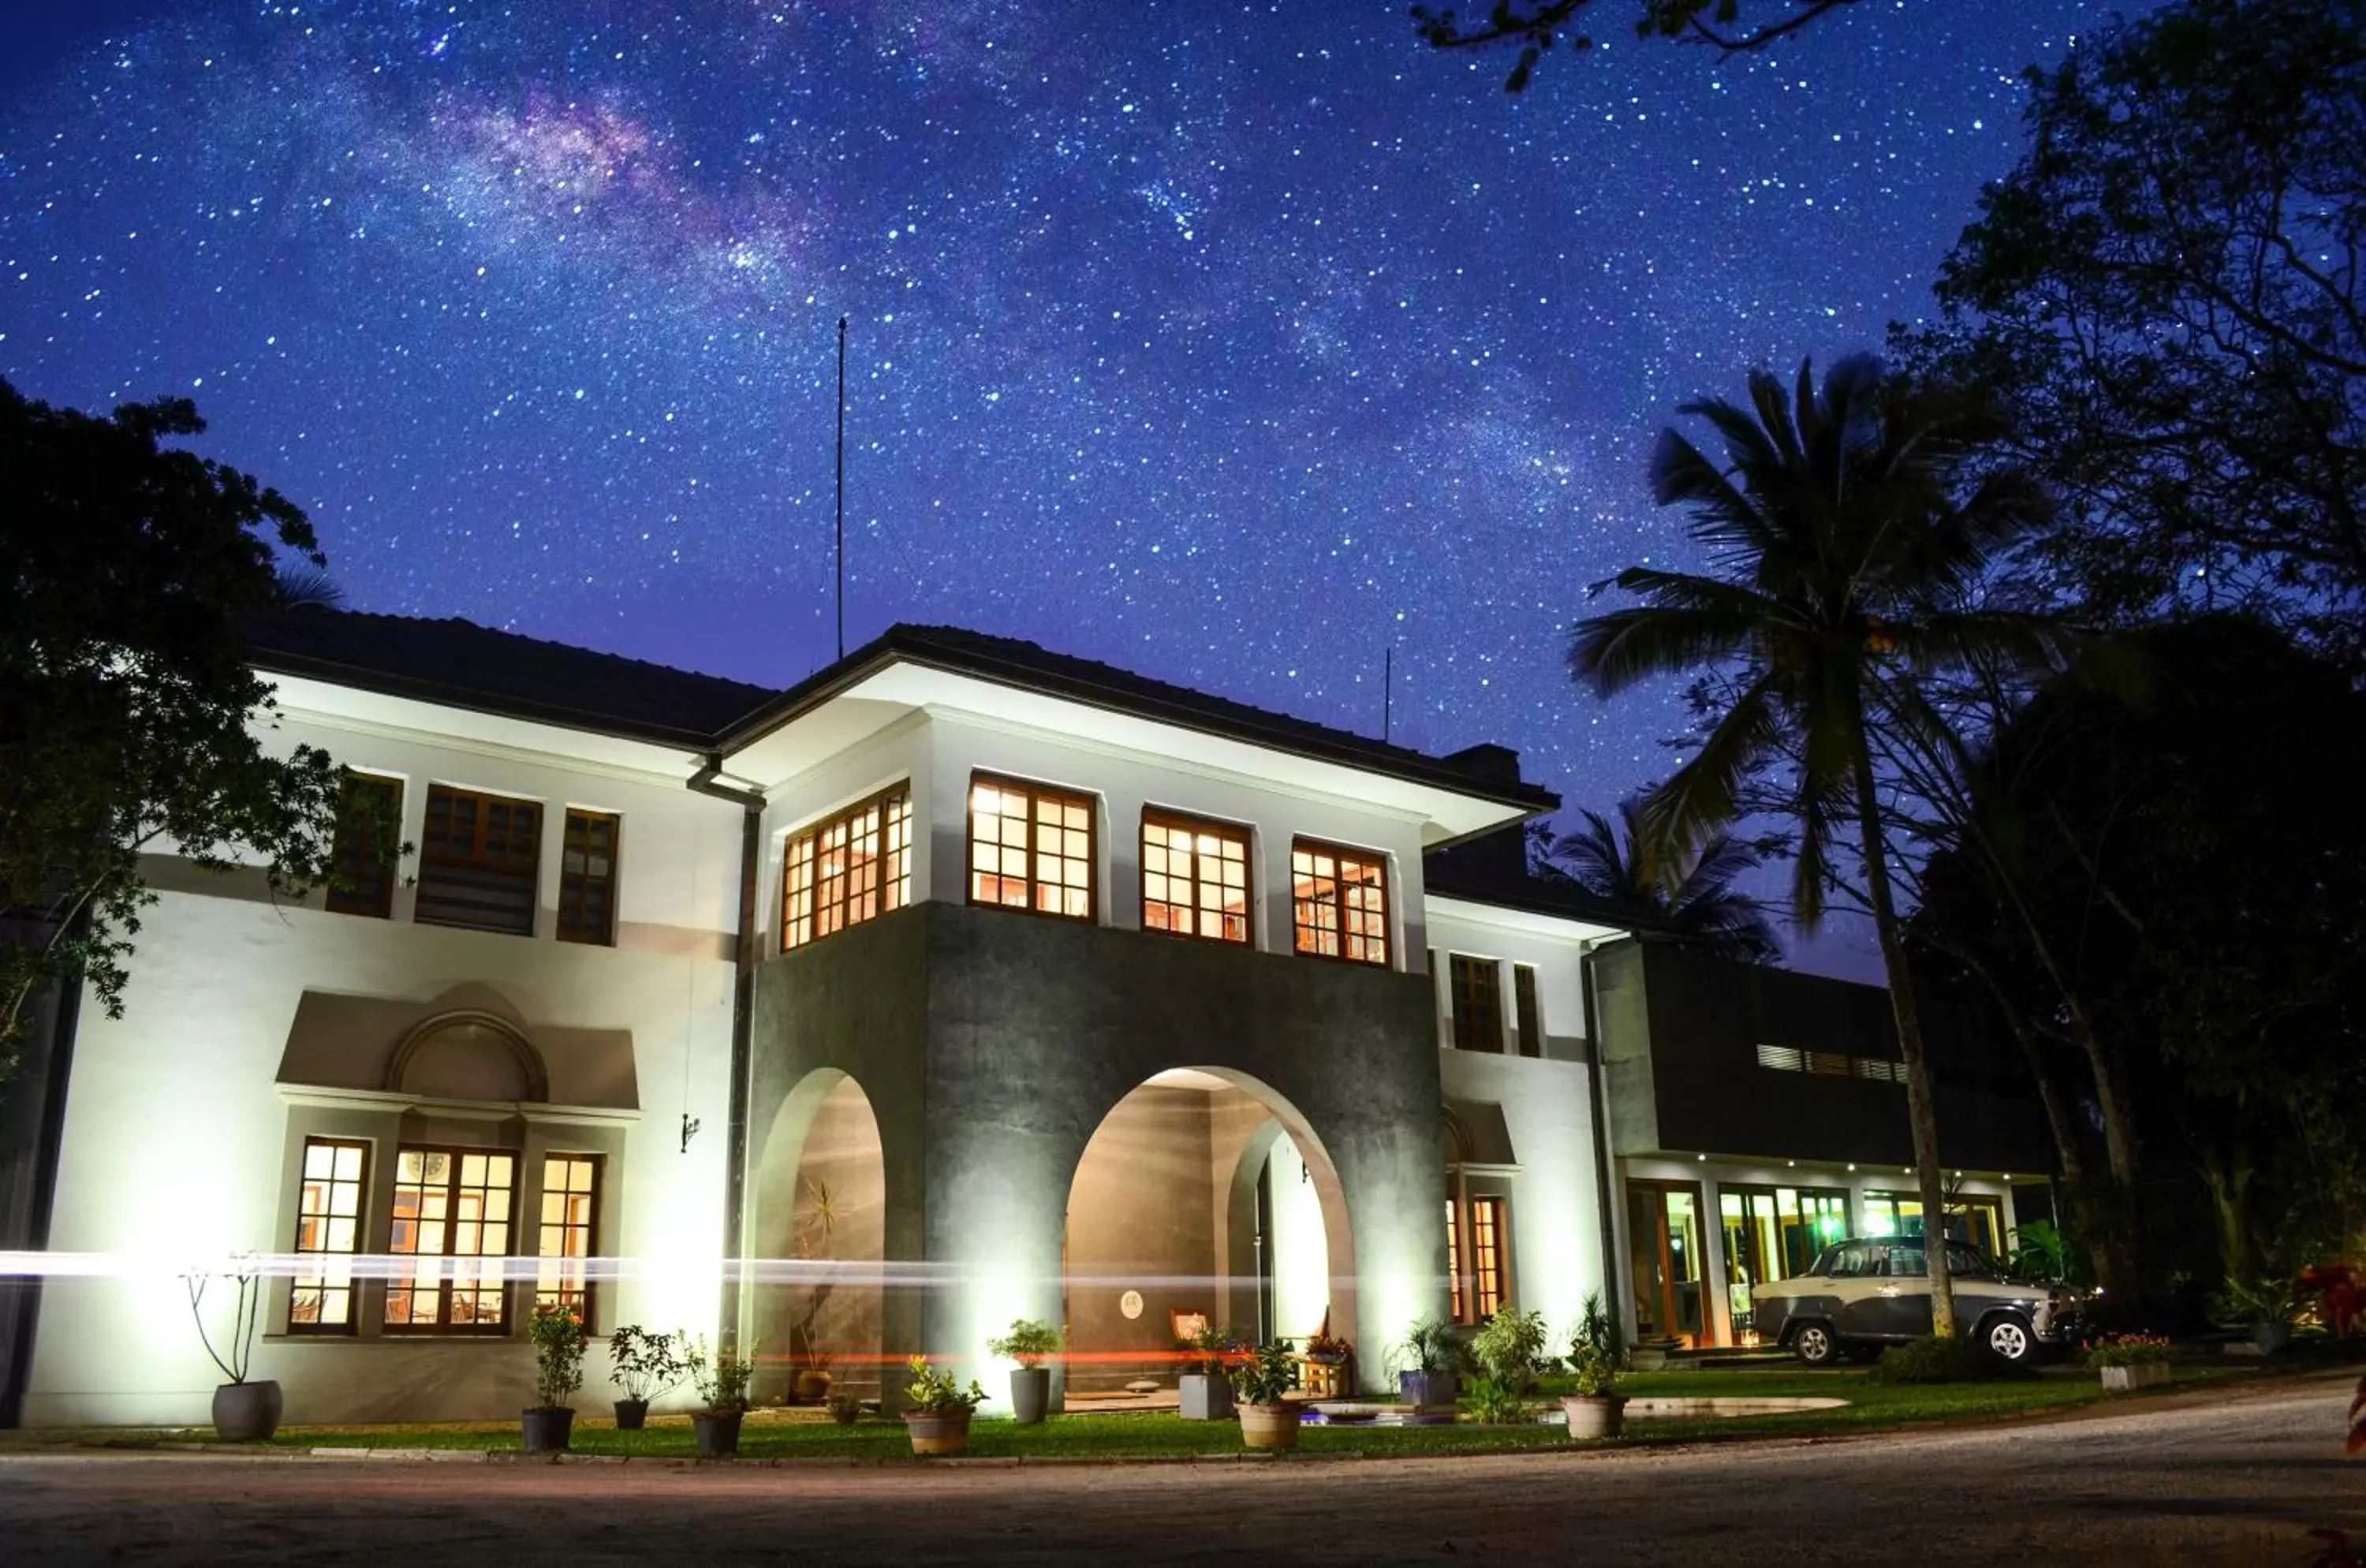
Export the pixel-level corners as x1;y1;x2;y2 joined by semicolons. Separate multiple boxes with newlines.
2252;1323;2292;1355
793;1368;834;1404
1238;1402;1301;1450
1008;1366;1051;1425
1560;1394;1627;1440
1398;1370;1458;1408
692;1410;743;1457
905;1409;973;1456
211;1379;283;1442
2100;1362;2172;1391
521;1406;574;1454
1179;1372;1233;1421
613;1398;649;1431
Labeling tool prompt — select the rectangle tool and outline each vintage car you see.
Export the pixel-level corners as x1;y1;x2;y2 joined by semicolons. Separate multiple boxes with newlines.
1749;1236;2088;1365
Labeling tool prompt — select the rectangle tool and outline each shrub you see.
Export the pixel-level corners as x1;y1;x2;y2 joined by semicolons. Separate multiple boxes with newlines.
1226;1340;1300;1406
606;1325;689;1402
2082;1332;2176;1368
826;1393;864;1425
1468;1309;1548;1391
1869;1335;2037;1385
529;1304;586;1409
687;1335;759;1414
1573;1290;1623;1366
1394;1316;1463;1376
903;1355;987;1415
1463;1375;1530;1424
987;1319;1064;1368
1568;1342;1619;1398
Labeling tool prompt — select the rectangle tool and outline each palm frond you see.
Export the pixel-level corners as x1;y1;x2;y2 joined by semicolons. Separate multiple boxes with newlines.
1568;599;1763;697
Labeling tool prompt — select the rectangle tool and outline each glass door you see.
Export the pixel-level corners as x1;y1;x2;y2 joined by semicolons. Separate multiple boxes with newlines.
1778;1188;1850;1275
1628;1182;1707;1347
1719;1189;1781;1342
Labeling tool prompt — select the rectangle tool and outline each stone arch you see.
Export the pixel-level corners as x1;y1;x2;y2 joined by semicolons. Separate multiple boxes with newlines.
383;1010;548;1103
748;1067;886;1402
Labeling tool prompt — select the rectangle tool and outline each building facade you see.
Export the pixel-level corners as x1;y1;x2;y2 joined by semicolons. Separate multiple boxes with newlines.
2;611;2050;1426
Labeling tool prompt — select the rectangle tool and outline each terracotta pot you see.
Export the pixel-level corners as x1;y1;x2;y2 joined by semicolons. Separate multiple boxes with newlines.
692;1410;743;1457
211;1379;282;1442
1178;1372;1233;1421
793;1369;834;1403
521;1406;574;1454
1560;1394;1625;1440
1237;1402;1301;1450
905;1408;973;1456
1008;1365;1051;1424
613;1398;649;1431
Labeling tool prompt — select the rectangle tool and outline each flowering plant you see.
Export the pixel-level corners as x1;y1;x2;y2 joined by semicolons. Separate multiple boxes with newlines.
2081;1332;2175;1368
902;1355;987;1415
1303;1331;1353;1365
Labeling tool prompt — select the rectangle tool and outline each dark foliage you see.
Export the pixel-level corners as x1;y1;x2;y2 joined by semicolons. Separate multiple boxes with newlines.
1868;1335;2037;1385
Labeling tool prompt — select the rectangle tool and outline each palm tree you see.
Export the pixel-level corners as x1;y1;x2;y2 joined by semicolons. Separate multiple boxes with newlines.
1570;355;2066;1339
1546;797;1782;965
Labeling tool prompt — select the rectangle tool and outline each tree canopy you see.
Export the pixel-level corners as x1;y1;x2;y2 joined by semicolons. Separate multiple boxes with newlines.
0;380;359;1076
1413;0;1868;91
1538;797;1782;964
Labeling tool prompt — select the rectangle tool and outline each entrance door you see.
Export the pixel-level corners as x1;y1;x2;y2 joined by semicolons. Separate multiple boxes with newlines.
1628;1182;1707;1347
1719;1189;1781;1342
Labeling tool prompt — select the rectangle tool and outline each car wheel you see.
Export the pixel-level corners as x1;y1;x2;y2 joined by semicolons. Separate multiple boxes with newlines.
1793;1323;1838;1365
1983;1316;2035;1363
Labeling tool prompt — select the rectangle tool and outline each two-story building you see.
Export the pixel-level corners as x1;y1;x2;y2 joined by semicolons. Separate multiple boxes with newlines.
0;608;2051;1425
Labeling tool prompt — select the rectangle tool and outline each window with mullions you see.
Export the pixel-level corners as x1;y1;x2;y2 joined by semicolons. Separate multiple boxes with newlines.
968;775;1095;920
385;1147;517;1333
1450;956;1505;1052
1468;1196;1509;1319
416;786;541;936
289;1138;369;1332
557;809;620;946
534;1153;601;1324
1140;812;1251;945
325;774;402;919
782;786;913;950
1513;965;1543;1057
1445;1200;1465;1321
1290;841;1389;965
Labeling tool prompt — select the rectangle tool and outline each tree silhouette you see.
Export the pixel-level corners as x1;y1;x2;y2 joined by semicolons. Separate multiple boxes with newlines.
1543;797;1781;964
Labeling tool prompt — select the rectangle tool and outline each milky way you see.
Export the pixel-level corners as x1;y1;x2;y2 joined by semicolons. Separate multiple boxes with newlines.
0;0;2103;970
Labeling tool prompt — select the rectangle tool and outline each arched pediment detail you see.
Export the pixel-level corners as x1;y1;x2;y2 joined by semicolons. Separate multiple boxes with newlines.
383;1010;550;1103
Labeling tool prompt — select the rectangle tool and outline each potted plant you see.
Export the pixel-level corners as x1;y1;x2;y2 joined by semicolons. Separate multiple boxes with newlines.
685;1335;757;1458
1177;1322;1239;1421
524;1303;585;1454
2213;1276;2305;1354
987;1318;1062;1424
1393;1316;1461;1408
184;1256;280;1442
826;1392;864;1426
1560;1342;1627;1439
789;1177;838;1402
903;1355;987;1455
606;1325;688;1430
2084;1331;2176;1391
1228;1339;1301;1450
1468;1307;1547;1394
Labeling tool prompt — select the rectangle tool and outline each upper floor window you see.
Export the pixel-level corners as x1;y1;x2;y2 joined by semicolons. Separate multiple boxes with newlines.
1513;964;1543;1058
289;1137;368;1333
1450;955;1504;1051
1140;811;1251;945
557;809;620;946
416;786;541;937
782;786;913;950
969;774;1095;921
385;1146;516;1334
325;773;402;919
1291;840;1390;965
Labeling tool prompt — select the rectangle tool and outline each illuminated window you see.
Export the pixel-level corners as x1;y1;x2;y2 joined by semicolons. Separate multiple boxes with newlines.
416;786;541;937
385;1147;516;1333
289;1138;368;1333
968;774;1095;920
783;786;914;950
1445;1200;1465;1322
1513;965;1543;1057
1468;1196;1509;1320
1140;812;1251;944
556;809;620;946
1290;840;1389;965
535;1154;601;1325
325;774;402;919
1450;956;1504;1051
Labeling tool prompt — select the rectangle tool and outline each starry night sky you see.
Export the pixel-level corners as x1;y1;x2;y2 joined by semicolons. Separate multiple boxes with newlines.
0;0;2107;972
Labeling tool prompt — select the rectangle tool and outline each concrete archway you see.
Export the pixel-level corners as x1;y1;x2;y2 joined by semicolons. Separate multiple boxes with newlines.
748;1069;886;1403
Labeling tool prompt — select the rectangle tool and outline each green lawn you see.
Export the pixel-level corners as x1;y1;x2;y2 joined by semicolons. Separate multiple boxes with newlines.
2;1365;2245;1462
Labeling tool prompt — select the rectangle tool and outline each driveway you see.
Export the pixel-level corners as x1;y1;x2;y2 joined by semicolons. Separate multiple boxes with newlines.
0;1375;2357;1565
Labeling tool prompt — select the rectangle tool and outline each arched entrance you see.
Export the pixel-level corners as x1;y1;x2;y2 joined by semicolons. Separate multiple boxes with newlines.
749;1070;885;1403
1061;1068;1355;1395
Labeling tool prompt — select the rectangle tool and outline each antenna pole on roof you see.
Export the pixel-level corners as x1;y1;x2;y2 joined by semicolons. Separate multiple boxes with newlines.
835;315;848;661
1383;646;1394;745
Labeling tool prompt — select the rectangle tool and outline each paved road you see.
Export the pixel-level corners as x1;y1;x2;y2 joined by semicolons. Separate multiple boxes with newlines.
1;1377;2359;1566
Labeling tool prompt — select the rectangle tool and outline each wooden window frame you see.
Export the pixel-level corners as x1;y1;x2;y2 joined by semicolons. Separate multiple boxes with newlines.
966;772;1098;923
1513;964;1543;1057
415;784;543;938
1139;809;1253;946
1289;838;1391;967
1468;1195;1510;1320
782;784;915;952
1450;955;1506;1052
383;1144;520;1335
534;1152;603;1328
556;808;621;946
289;1137;370;1335
324;773;402;919
1445;1199;1465;1322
